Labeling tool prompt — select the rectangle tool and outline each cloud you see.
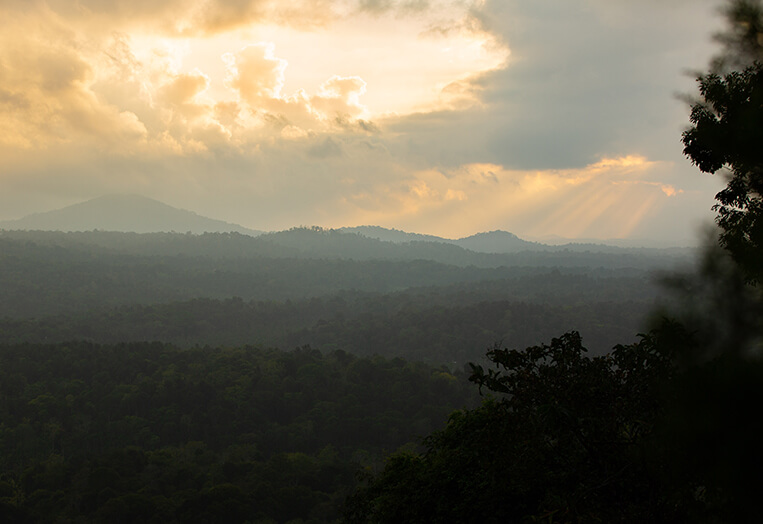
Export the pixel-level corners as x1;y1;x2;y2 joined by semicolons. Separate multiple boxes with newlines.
613;180;684;198
0;0;500;156
159;71;210;106
188;0;342;34
222;44;372;135
308;136;344;158
311;75;368;120
7;0;446;37
384;0;723;170
16;0;338;35
321;153;710;240
0;0;727;245
224;43;287;101
357;0;431;15
0;15;148;151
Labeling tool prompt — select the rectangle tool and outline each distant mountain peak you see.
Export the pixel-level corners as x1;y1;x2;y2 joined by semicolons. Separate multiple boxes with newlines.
460;230;521;240
340;225;446;243
338;225;542;254
454;230;542;253
0;194;263;235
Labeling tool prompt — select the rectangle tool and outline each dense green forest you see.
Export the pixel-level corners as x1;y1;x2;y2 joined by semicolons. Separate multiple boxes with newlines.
0;227;689;522
346;324;763;522
0;229;674;360
0;294;650;363
0;227;682;522
0;342;478;522
0;228;691;266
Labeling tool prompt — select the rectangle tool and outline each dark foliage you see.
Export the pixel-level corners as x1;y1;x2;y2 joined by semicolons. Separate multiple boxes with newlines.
0;342;477;522
711;0;763;73
345;329;681;523
683;63;763;281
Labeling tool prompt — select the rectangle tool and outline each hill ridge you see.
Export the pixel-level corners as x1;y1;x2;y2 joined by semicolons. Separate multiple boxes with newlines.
0;194;264;236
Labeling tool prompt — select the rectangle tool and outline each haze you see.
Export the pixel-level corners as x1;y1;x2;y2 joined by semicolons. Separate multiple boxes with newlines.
0;0;728;245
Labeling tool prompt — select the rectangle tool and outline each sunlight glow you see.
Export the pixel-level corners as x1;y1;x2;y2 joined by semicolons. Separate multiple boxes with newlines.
331;156;677;240
124;14;507;118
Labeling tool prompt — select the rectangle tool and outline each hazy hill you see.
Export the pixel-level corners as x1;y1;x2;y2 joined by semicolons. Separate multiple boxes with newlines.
453;230;544;253
0;228;682;357
341;225;446;243
255;227;657;267
0;227;693;270
342;225;541;253
261;226;485;263
341;225;616;254
2;197;681;253
0;194;264;235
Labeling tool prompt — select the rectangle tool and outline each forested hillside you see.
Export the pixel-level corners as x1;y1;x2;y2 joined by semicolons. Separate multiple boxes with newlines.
0;228;685;521
0;342;478;522
0;228;691;267
0;230;676;359
0;195;263;236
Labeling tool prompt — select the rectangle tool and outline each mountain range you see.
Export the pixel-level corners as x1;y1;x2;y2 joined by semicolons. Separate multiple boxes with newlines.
0;194;263;236
0;194;675;253
341;226;545;254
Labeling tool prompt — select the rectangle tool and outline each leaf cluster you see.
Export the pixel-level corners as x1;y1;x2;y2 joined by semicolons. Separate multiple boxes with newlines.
683;63;763;281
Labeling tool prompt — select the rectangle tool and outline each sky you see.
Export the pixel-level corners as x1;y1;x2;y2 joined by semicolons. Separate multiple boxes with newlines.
0;0;731;244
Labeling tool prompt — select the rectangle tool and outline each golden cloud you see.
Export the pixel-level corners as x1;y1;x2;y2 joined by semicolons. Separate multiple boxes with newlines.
311;75;368;120
334;155;680;239
224;43;287;101
0;0;506;161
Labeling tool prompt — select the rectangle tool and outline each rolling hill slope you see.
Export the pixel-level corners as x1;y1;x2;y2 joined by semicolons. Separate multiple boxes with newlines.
0;194;263;235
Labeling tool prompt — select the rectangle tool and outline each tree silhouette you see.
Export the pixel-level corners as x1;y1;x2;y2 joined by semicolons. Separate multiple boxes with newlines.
682;63;763;282
682;1;763;283
711;0;763;73
345;330;681;523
